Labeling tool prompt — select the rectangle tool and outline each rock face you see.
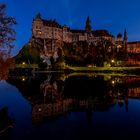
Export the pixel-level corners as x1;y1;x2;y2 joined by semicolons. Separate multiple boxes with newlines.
15;35;127;68
15;38;65;69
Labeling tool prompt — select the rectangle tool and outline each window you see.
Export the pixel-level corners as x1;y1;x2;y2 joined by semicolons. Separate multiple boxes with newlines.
37;31;42;35
36;26;41;29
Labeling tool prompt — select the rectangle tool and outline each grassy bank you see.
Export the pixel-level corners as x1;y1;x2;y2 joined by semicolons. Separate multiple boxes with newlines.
65;66;140;73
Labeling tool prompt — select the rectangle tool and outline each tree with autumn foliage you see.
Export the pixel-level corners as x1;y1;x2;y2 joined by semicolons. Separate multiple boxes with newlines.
0;3;16;80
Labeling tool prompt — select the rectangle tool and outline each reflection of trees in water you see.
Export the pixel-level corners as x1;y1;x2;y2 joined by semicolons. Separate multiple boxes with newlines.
0;107;14;134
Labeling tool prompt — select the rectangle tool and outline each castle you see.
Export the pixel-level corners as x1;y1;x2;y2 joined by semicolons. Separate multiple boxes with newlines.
30;13;140;66
32;13;127;48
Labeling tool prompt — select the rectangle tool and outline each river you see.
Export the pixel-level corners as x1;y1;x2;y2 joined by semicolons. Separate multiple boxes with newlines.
0;73;140;140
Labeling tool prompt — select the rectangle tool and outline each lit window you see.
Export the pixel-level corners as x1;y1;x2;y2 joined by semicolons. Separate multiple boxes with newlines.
117;45;122;48
38;31;42;35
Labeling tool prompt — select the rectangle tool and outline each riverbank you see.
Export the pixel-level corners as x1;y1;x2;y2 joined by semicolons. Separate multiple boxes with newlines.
64;66;140;74
9;66;140;76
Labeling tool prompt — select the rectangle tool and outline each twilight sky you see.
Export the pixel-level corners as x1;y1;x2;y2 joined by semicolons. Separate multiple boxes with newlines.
1;0;140;55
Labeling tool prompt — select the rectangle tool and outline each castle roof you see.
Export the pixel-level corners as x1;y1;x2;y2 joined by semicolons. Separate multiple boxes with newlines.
42;19;62;28
127;41;140;44
70;29;85;34
93;30;113;37
34;14;114;38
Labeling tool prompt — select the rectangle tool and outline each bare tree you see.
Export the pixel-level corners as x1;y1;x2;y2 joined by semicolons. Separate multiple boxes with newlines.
0;3;16;58
0;4;16;80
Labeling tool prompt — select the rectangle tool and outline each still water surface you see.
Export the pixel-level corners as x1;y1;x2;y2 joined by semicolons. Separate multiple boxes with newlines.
0;73;140;140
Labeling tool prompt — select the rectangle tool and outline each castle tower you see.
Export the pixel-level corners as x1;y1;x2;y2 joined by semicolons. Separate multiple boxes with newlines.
32;13;43;38
117;33;122;41
123;29;128;51
85;16;92;33
123;29;128;42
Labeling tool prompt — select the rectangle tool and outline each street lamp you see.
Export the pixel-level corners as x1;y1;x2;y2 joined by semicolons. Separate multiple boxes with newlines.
22;62;26;65
111;59;115;67
111;59;115;63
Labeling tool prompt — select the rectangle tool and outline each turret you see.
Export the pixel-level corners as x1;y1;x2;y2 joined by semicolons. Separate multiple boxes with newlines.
35;13;42;20
32;13;43;38
117;33;122;41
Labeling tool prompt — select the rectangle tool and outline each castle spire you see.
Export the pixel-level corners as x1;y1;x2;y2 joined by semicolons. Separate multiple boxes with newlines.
85;16;92;33
123;29;128;55
124;29;127;41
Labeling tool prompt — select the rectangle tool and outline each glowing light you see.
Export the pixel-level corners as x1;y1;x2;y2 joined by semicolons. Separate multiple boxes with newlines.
112;80;115;84
118;93;121;96
117;45;122;48
87;65;92;68
38;31;42;34
22;78;25;81
111;59;115;63
22;62;26;65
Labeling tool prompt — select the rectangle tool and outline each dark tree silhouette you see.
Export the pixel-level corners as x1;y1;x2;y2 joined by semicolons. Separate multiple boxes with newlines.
0;3;16;56
0;4;16;80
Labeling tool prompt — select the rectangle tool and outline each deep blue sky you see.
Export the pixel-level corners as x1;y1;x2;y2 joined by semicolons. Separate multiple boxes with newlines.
1;0;140;55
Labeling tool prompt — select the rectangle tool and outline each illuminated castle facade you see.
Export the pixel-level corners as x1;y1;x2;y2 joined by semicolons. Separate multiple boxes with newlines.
32;13;116;44
31;13;130;66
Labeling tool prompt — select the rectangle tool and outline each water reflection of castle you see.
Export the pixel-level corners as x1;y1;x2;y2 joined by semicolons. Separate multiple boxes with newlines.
128;88;140;98
7;74;140;124
32;75;130;124
125;77;140;98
